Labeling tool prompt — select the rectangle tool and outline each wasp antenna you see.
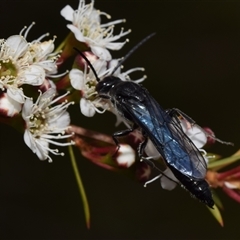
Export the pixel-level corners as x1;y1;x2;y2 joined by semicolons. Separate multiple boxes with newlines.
73;48;101;82
112;32;156;74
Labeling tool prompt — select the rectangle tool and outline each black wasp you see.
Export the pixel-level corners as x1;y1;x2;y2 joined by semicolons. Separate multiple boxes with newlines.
75;33;232;208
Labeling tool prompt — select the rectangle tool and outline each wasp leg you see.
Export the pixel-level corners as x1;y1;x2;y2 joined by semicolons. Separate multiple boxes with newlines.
137;132;162;169
136;132;179;187
112;124;138;155
137;132;148;160
137;132;154;165
137;137;162;186
144;174;161;187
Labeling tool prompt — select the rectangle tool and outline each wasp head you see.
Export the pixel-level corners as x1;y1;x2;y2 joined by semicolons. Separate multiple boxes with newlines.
96;76;121;99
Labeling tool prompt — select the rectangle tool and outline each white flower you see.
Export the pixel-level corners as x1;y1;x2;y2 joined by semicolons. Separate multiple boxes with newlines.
69;57;146;119
0;23;58;107
22;88;74;162
180;118;207;148
61;0;130;60
115;144;135;168
69;58;111;117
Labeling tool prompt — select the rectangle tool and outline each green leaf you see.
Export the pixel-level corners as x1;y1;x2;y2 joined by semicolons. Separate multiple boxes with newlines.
208;149;240;171
212;190;224;210
207;204;224;227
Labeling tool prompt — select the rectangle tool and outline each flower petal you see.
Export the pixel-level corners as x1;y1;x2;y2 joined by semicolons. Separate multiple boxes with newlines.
6;35;28;59
104;41;127;51
38;40;55;57
22;98;33;119
80;98;95;117
38;87;56;109
180;120;207;148
66;24;85;42
60;5;74;22
49;111;70;129
0;92;22;116
69;68;85;90
34;139;49;160
24;130;37;153
20;65;45;86
145;140;161;160
7;88;25;104
160;168;178;190
91;45;112;61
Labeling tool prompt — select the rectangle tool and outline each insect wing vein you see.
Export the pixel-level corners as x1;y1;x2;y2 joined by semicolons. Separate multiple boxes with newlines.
120;88;207;179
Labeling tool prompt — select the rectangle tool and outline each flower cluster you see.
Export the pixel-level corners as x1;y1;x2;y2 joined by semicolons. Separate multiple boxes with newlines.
0;22;74;161
0;24;57;108
60;0;146;122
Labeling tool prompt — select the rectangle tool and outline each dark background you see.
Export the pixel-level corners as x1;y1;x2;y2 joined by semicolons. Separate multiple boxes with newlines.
1;0;240;239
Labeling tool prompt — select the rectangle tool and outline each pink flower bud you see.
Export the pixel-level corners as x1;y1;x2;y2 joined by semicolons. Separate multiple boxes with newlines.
0;92;21;117
115;144;135;168
75;51;99;71
203;127;216;146
135;162;151;183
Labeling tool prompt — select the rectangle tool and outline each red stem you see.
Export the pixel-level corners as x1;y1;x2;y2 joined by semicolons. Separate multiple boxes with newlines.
218;166;240;180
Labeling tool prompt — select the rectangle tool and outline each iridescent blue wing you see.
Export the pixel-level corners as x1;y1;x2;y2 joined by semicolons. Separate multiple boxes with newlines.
119;86;207;179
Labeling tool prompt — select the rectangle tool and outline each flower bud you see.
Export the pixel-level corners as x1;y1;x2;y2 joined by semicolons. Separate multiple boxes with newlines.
115;144;135;168
0;92;21;117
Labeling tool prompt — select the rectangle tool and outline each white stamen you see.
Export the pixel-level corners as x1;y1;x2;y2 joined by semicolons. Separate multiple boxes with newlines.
33;32;50;43
49;70;69;78
23;22;36;38
19;26;27;36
